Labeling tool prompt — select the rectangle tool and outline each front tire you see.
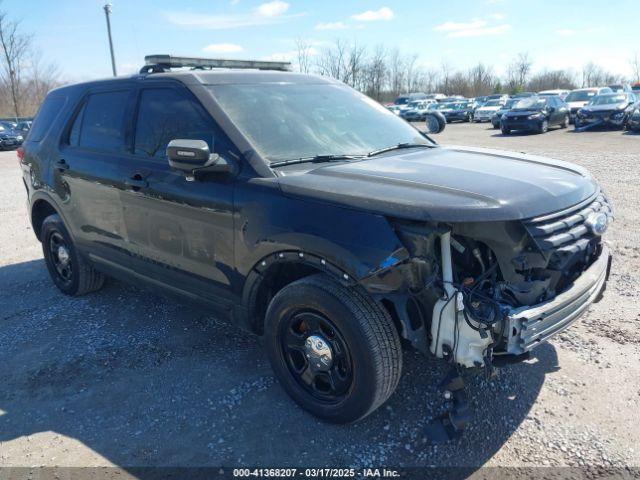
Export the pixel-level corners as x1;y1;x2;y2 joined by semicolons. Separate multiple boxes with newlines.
41;214;105;296
264;274;402;423
501;125;511;135
538;119;549;134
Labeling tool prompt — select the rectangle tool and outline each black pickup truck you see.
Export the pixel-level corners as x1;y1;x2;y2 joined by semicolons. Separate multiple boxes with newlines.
19;55;612;426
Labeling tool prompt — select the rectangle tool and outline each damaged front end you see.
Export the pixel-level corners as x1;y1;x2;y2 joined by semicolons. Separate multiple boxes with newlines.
363;193;613;370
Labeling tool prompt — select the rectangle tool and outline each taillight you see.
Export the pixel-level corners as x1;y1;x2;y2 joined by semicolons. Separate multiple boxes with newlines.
16;147;25;162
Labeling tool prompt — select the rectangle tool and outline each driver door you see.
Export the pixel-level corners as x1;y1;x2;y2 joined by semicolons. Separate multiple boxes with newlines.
118;85;238;311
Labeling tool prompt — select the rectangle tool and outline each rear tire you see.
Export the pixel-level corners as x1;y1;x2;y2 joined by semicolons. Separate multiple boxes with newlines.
41;214;105;296
264;274;402;423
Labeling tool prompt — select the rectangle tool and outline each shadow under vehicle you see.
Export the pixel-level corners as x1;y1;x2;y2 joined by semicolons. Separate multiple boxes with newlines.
19;55;612;436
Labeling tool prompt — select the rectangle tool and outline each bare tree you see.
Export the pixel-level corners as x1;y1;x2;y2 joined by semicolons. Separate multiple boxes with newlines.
630;52;640;83
344;41;367;89
294;37;312;74
439;61;452;95
581;62;621;87
527;69;577;91
316;39;348;82
506;52;533;93
25;50;60;111
468;63;496;96
0;7;31;118
363;45;386;101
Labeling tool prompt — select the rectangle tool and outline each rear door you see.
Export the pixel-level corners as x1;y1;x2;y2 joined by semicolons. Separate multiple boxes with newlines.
117;84;238;310
55;87;135;261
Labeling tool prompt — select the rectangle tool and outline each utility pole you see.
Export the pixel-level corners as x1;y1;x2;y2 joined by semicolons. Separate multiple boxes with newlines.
103;3;117;76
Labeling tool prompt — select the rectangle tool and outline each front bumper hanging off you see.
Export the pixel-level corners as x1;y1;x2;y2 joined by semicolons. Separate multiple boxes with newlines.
501;245;611;355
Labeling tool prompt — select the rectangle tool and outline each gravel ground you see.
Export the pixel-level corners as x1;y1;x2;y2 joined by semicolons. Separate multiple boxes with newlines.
0;123;639;473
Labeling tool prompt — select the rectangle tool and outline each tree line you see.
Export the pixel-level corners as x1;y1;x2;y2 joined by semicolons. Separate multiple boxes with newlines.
0;4;61;119
297;39;639;103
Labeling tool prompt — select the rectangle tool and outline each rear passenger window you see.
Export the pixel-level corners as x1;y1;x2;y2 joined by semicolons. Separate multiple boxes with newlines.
134;88;214;159
29;96;66;142
78;91;129;153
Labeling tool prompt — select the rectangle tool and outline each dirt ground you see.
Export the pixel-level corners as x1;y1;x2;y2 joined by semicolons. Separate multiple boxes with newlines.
0;123;639;474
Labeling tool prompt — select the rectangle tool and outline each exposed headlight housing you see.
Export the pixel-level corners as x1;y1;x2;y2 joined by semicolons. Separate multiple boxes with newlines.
16;135;23;141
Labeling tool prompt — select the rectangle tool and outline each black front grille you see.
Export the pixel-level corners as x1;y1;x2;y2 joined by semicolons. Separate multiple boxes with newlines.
523;194;613;259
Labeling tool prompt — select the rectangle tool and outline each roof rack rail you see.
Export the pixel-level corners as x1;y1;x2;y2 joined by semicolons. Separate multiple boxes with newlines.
140;54;292;74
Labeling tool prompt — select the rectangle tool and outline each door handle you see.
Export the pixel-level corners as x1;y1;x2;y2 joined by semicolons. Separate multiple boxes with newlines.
125;173;148;191
55;159;69;171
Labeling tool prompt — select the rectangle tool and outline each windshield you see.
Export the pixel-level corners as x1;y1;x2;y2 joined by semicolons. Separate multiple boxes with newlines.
514;97;546;109
503;99;518;109
483;100;502;107
565;90;596;102
451;103;469;110
588;94;627;106
209;83;431;163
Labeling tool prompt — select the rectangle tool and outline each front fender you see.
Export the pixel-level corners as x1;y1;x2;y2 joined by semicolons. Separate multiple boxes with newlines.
234;178;408;291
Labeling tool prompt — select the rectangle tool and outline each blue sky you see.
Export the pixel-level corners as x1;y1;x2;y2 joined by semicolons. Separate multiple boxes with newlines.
4;0;638;81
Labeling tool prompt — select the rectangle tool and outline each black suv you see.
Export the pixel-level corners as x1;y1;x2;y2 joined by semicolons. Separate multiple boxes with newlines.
21;55;612;425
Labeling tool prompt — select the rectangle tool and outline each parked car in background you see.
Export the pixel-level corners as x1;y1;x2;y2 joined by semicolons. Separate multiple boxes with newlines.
565;87;613;123
607;84;632;93
0;121;24;150
632;83;640;94
538;89;570;100
440;101;475;123
394;92;428;106
386;104;403;116
511;92;536;98
473;99;505;122
401;99;437;121
501;95;569;134
16;121;32;133
575;92;637;130
424;93;446;101
491;98;519;128
626;100;640;131
485;93;509;102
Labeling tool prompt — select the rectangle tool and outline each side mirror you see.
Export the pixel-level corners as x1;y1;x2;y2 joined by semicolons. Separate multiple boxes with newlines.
166;139;233;179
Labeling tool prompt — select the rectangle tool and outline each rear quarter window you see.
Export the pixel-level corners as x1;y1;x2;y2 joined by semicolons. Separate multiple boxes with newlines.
28;96;67;142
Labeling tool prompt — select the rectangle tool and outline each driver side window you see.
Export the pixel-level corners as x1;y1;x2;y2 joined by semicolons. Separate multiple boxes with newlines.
134;88;214;159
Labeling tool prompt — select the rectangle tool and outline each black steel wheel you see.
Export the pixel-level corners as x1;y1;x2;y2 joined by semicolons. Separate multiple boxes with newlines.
48;231;74;287
265;274;402;423
280;310;353;403
41;214;105;296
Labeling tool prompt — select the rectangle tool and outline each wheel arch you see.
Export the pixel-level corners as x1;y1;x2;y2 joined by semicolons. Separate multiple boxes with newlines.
242;251;361;335
31;196;61;241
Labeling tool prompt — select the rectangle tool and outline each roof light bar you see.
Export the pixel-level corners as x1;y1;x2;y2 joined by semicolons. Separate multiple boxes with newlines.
143;54;291;72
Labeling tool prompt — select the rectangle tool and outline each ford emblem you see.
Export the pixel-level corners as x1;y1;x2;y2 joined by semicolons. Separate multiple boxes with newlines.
585;212;608;236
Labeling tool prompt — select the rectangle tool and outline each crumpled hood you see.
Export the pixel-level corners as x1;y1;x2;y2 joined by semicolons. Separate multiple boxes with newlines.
276;146;598;222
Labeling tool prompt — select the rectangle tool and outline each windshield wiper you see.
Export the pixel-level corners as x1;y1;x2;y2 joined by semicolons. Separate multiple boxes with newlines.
366;142;433;157
270;154;365;168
